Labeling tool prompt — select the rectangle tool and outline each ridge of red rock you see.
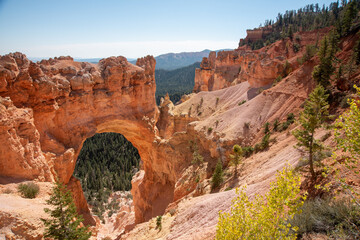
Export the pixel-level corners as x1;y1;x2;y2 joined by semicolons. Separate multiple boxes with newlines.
193;28;330;92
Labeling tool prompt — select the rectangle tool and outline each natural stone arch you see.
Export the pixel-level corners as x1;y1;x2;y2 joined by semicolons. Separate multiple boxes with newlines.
0;53;175;223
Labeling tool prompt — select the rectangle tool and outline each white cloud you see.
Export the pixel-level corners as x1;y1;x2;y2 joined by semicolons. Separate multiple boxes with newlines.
20;40;238;59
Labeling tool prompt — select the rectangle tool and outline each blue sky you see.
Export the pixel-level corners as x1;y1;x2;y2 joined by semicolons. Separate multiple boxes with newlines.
0;0;335;59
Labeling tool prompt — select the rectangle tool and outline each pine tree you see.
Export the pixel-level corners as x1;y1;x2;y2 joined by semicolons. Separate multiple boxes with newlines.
229;145;243;176
312;31;338;88
211;160;224;190
41;181;91;240
293;85;329;178
342;0;358;36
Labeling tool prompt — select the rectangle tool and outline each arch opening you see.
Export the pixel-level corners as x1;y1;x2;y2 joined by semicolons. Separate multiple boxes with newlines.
73;132;141;224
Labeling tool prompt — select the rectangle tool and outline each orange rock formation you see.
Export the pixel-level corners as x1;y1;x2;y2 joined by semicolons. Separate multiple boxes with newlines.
193;28;329;92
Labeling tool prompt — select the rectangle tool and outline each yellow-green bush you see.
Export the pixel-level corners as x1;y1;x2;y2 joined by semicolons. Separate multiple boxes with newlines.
216;166;305;240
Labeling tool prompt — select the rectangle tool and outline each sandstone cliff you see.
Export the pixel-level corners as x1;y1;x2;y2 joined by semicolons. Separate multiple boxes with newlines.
193;28;330;92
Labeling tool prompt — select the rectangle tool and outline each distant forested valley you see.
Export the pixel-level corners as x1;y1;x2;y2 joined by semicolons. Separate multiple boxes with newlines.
155;62;200;104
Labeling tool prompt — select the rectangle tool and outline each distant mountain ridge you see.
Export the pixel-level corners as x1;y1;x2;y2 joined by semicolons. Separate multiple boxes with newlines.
152;49;232;70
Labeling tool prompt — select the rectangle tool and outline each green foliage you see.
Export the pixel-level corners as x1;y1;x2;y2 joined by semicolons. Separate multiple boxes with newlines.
17;182;40;199
190;141;204;165
211;160;224;190
334;85;360;201
208;127;213;133
312;31;339;88
155;62;200;104
273;119;280;132
290;197;360;239
42;181;91;240
242;146;254;158
293;85;329;178
229;145;243;175
264;122;270;134
260;133;271;150
287;112;295;123
279;113;295;132
299;45;317;64
272;75;283;87
156;215;162;231
238;100;246;106
240;1;359;49
73;132;140;218
216;166;305;240
341;0;358;36
293;43;300;53
354;34;360;65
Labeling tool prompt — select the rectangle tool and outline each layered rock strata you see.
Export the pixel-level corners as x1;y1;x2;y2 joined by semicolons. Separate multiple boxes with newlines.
193;28;330;92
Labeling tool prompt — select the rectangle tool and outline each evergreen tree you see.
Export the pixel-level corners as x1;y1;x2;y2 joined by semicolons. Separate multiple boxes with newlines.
312;31;338;88
41;181;91;240
229;145;243;176
211;160;224;190
293;85;329;178
342;0;358;36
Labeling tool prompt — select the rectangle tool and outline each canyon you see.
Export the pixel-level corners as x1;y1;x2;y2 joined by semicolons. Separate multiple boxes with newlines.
0;26;359;239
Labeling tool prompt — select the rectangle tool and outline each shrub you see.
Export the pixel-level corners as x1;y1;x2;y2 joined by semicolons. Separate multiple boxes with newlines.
289;198;360;239
242;146;254;158
279;113;295;132
286;113;295;123
272;75;283;86
211;160;223;190
238;100;246;106
18;182;40;199
254;143;262;153
208;127;213;133
340;95;351;108
156;215;162;230
293;43;300;53
191;142;204;165
216;166;305;240
244;122;250;129
260;133;270;150
273;119;279;132
264;122;270;134
256;88;264;94
282;60;292;77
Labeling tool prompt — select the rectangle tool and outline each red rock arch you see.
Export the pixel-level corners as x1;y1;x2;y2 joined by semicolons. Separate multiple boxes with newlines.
0;52;174;224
